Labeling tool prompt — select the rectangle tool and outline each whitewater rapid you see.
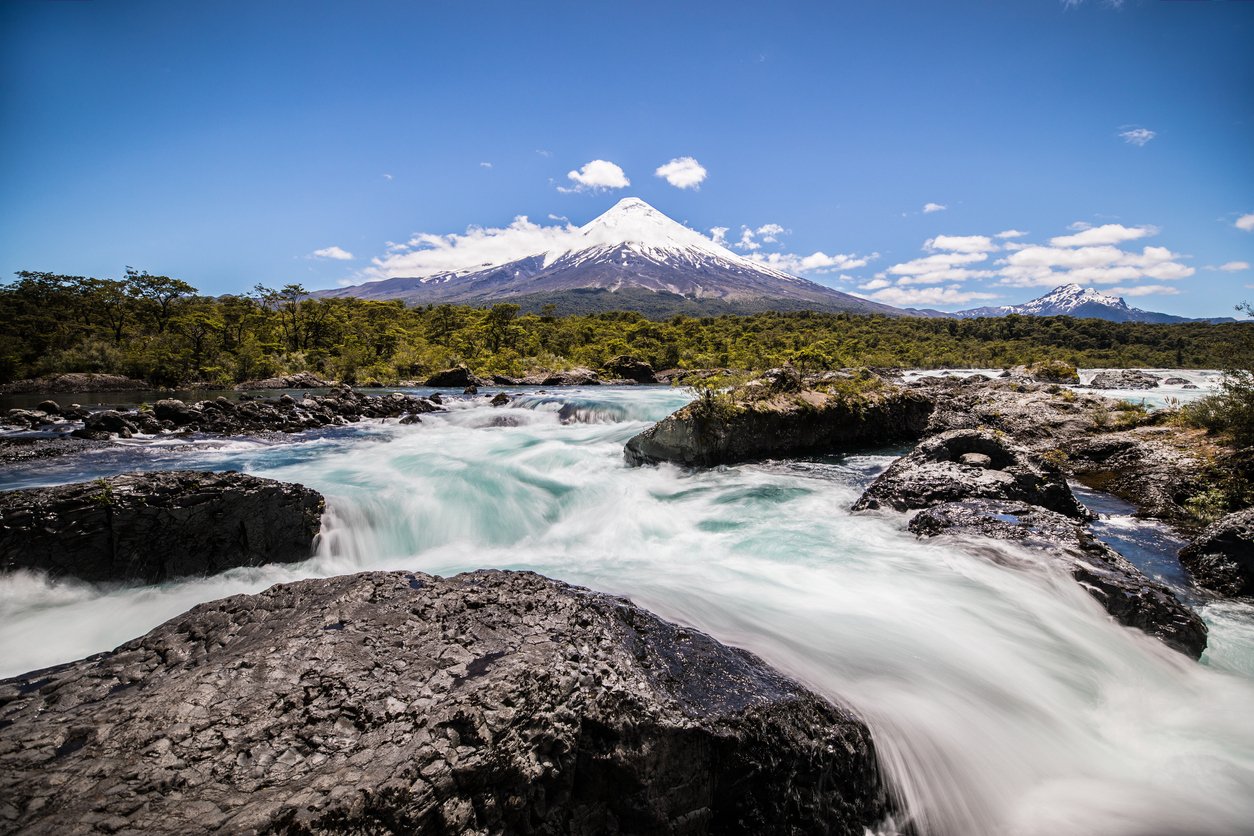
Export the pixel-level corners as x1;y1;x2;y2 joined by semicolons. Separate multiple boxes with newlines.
2;384;1253;835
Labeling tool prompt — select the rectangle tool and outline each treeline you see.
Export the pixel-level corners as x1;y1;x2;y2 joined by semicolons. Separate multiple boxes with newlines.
1;270;1251;387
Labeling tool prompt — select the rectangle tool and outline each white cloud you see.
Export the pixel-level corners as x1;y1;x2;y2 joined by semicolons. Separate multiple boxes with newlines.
1118;127;1156;146
889;252;991;275
859;277;891;291
654;156;707;189
923;202;947;214
735;227;760;251
367;216;579;279
756;223;785;242
1236;214;1254;232
558;159;630;193
864;285;998;307
479;161;493;169
709;226;729;246
1213;261;1250;272
748;251;874;275
1049;223;1157;247
310;246;354;261
999;241;1194;287
382;173;393;181
1109;285;1179;297
1067;221;1092;231
996;229;1028;239
925;234;997;253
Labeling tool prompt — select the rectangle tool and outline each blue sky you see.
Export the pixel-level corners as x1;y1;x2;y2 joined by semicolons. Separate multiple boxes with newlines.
2;0;1251;315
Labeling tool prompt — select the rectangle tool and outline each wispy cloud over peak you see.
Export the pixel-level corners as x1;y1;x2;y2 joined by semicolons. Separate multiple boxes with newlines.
310;246;354;261
558;160;630;193
1050;223;1157;247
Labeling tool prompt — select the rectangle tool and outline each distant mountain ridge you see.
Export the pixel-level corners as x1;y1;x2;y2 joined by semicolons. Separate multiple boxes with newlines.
314;197;904;316
953;284;1233;324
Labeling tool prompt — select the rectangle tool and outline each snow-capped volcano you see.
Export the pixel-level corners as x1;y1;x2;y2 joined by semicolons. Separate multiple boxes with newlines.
316;198;902;316
954;283;1218;323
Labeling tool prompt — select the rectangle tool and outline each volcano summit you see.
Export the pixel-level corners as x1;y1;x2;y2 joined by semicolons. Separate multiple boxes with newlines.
317;198;903;316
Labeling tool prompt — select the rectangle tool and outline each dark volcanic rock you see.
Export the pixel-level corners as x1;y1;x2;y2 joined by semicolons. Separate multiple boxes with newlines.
626;381;933;467
853;429;1091;519
58;386;440;440
1064;432;1203;524
0;570;889;835
1088;370;1161;390
0;471;324;584
909;500;1207;656
425;365;483;388
602;355;658;384
1179;508;1254;597
235;371;337;390
0;373;149;395
521;367;603;386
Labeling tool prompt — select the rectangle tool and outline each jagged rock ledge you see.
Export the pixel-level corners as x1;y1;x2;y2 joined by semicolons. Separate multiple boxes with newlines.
0;471;324;585
1179;508;1254;597
0;385;442;440
625;368;933;467
0;570;890;835
852;429;1092;520
0;373;150;395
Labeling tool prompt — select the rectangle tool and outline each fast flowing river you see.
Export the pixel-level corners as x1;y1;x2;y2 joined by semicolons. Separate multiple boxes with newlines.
2;383;1253;835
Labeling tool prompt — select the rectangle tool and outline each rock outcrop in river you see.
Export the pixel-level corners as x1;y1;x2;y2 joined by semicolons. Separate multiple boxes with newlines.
908;500;1208;656
625;368;933;466
1179;508;1254;597
63;385;440;439
0;570;889;835
0;471;324;584
852;429;1092;520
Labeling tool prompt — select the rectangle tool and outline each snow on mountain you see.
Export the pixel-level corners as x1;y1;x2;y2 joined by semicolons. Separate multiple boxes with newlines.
955;283;1212;323
316;198;901;316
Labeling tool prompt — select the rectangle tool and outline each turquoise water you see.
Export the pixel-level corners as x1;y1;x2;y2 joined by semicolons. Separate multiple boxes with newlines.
2;386;1253;835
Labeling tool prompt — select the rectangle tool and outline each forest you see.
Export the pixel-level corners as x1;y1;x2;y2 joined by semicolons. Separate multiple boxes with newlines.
2;270;1251;387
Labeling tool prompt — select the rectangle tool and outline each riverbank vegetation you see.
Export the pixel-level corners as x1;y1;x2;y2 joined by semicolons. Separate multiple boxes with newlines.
2;270;1251;387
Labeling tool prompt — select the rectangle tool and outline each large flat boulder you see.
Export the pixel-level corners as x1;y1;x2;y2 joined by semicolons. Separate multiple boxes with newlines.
0;570;889;835
909;500;1207;657
853;429;1091;519
626;371;933;467
1179;508;1254;597
0;471;324;584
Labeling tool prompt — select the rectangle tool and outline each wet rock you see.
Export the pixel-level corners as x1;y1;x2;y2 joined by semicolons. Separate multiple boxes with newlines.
0;570;889;835
463;384;478;395
1162;377;1191;386
152;398;202;426
489;392;509;407
602;355;658;384
626;380;933;467
1179;508;1254;597
0;373;149;395
1088;370;1161;390
425;365;482;388
853;429;1091;519
234;371;337;390
1018;361;1080;384
81;409;136;438
1064;432;1203;524
399;414;422;425
0;471;324;585
34;400;61;415
522;367;603;386
908;500;1207;657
